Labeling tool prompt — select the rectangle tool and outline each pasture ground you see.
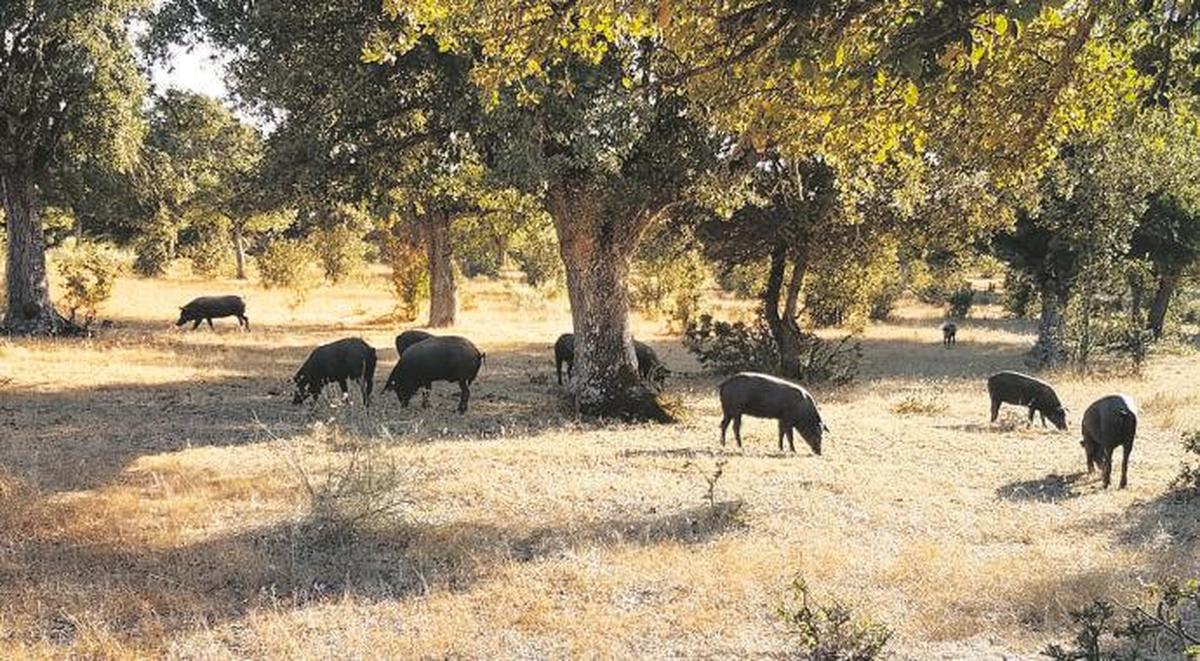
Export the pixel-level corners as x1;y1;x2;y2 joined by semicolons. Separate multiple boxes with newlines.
1;264;1197;659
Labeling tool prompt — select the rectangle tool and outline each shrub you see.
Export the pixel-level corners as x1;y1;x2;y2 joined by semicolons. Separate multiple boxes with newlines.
684;313;861;385
777;576;892;661
1044;581;1200;661
806;241;902;331
257;238;320;308
1171;431;1200;496
289;428;413;544
310;225;367;283
683;314;778;374
631;249;705;330
184;214;234;278
382;235;428;322
510;229;563;289
56;243;123;327
946;283;975;319
715;261;768;298
132;233;172;277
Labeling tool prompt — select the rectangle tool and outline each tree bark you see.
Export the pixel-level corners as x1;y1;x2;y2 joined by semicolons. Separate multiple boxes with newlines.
425;209;457;328
546;184;671;421
763;244;805;378
1031;280;1068;367
233;226;247;280
783;255;806;322
1;171;69;335
1147;271;1178;340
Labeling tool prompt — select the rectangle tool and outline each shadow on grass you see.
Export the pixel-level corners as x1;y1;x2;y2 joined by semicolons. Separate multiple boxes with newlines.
0;337;587;493
996;472;1086;502
0;495;744;648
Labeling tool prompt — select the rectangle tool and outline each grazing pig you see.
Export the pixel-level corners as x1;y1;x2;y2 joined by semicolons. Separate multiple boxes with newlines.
395;329;434;356
1081;394;1138;489
554;333;667;387
718;372;827;455
987;371;1067;430
942;322;957;345
176;295;248;330
384;335;483;413
292;337;377;407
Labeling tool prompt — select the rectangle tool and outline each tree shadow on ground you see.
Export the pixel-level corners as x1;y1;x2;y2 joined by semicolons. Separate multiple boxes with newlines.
996;472;1087;502
882;315;1036;335
855;336;1033;382
0;494;744;649
0;338;590;493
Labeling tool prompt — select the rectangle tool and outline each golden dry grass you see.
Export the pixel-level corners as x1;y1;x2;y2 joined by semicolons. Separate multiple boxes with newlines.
1;260;1197;659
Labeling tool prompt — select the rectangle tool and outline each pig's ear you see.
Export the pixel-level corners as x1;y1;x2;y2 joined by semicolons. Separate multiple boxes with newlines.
822;423;830;433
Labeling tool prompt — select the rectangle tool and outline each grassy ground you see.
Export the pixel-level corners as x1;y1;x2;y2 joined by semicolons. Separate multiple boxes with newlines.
1;264;1197;659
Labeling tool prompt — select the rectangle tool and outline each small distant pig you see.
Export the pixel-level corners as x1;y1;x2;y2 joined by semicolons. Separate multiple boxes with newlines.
176;295;248;330
942;322;957;345
987;371;1067;430
292;338;377;407
718;372;827;455
1081;394;1138;489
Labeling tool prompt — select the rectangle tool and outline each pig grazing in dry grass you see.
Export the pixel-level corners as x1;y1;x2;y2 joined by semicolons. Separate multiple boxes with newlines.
176;295;248;330
1081;394;1138;489
718;372;827;455
987;371;1067;430
384;335;484;413
292;338;377;407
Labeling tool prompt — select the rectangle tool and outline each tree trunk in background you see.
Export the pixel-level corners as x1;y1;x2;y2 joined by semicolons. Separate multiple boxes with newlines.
763;245;804;379
425;209;457;328
1031;280;1068;367
1147;271;1178;339
1;171;69;335
73;214;83;247
546;184;671;422
233;227;247;280
783;256;806;322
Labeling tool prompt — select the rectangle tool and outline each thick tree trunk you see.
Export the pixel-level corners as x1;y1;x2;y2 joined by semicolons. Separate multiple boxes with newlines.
1031;281;1068;367
1;171;70;335
763;245;805;378
1147;271;1178;339
546;185;671;422
233;227;247;280
425;209;457;328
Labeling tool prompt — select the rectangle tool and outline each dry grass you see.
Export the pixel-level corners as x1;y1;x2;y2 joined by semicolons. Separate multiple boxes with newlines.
1;261;1198;658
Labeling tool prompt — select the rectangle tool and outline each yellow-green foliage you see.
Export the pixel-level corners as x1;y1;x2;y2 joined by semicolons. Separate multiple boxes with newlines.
631;248;706;330
185;212;234;278
257;238;321;308
382;235;428;322
56;243;123;326
806;239;902;331
310;225;368;283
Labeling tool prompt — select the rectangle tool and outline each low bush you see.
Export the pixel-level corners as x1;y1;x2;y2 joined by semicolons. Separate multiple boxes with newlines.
258;238;321;308
132;233;172;277
310;225;367;283
1171;430;1200;497
382;235;428;322
683;314;778;374
1043;580;1200;660
684;313;861;384
777;575;892;660
946;283;975;319
184;214;234;277
56;243;123;328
